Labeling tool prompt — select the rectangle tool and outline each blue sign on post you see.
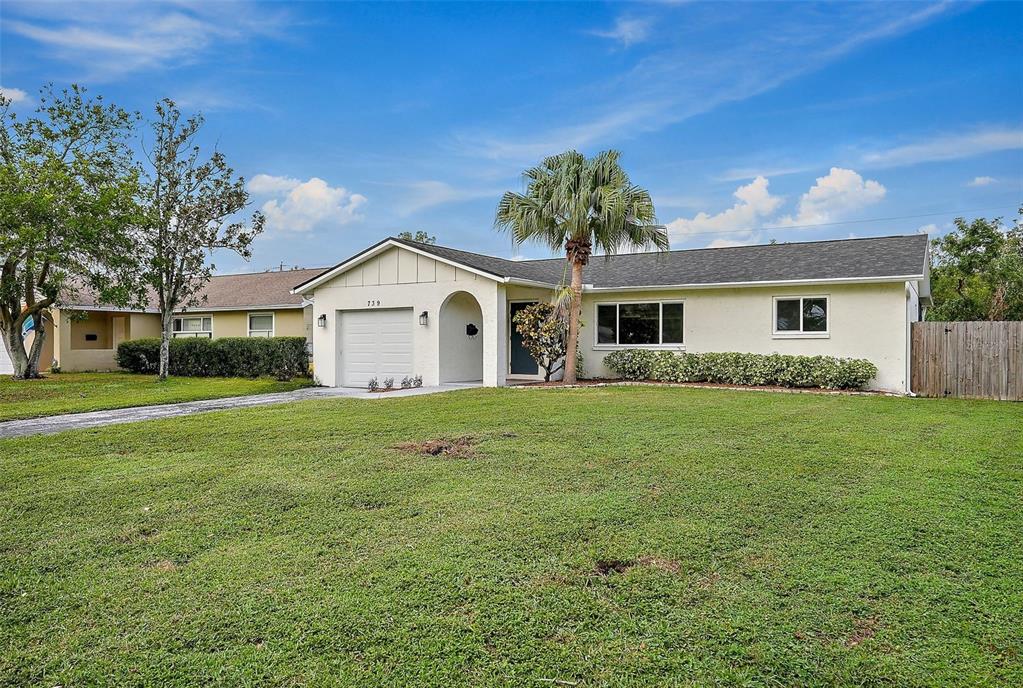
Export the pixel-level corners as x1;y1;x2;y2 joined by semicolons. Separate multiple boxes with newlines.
22;315;34;337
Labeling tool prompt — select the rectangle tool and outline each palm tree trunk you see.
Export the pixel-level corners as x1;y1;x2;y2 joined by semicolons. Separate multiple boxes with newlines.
563;260;583;384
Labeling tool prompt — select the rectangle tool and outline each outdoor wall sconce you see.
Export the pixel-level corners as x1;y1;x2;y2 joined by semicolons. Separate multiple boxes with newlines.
317;314;327;328
465;323;479;338
419;311;429;326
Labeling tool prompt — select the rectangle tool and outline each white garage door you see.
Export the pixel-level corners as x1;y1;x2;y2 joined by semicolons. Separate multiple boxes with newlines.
339;309;413;387
0;343;12;376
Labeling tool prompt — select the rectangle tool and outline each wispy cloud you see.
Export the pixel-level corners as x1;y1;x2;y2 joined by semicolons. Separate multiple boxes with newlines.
453;3;957;164
862;127;1023;168
589;17;652;47
392;180;503;216
966;175;998;187
4;1;292;80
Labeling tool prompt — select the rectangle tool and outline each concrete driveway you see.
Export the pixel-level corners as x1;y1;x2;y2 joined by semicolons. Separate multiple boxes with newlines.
0;383;480;439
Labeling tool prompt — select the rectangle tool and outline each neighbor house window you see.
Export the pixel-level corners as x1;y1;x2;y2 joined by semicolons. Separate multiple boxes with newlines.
248;312;274;337
773;296;828;335
172;316;213;338
595;301;684;346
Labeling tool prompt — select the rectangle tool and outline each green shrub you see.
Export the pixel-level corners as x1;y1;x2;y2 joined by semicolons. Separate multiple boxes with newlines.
116;336;309;380
602;349;658;380
604;349;877;389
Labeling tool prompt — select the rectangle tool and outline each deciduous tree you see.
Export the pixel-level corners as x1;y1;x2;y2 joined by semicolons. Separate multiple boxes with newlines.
135;100;264;381
0;85;140;378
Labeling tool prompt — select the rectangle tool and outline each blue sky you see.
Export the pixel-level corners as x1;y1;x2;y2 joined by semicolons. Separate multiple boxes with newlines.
2;1;1021;273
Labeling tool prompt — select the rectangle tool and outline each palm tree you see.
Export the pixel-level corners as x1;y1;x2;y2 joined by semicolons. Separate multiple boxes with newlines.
496;150;667;384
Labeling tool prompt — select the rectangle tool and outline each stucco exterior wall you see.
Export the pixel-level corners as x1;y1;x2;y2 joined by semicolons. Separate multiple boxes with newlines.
176;308;306;338
578;281;912;392
307;246;506;387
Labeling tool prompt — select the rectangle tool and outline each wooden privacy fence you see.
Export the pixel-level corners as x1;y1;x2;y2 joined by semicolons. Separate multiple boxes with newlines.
911;321;1023;400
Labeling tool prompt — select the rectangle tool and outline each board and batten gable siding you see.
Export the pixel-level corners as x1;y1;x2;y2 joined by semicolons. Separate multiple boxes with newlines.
577;281;913;392
305;245;505;388
335;246;479;288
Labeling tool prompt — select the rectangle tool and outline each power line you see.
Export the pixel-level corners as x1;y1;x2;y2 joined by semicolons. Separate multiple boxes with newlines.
676;203;1021;238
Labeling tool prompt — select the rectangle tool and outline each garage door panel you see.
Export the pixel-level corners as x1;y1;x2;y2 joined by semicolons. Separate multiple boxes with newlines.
339;309;413;387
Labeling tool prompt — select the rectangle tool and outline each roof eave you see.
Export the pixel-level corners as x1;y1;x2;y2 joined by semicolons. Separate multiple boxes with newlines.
583;274;926;292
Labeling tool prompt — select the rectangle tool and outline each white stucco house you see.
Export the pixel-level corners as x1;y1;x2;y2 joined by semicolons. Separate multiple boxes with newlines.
292;234;930;393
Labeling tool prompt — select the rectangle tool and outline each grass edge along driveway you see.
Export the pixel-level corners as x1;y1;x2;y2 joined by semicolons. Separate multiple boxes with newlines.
0;371;314;421
1;386;1021;685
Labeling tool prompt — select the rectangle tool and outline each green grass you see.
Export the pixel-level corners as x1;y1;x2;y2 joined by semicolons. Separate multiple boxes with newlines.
0;371;314;421
1;387;1021;686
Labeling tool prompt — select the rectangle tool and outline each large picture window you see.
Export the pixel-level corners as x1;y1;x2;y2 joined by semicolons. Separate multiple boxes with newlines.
773;296;828;335
596;301;684;346
248;312;275;337
172;316;213;338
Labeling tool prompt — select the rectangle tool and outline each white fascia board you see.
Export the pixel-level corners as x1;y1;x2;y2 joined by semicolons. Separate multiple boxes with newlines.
59;305;161;314
175;304;305;313
504;277;559;289
292;239;506;293
582;274;925;292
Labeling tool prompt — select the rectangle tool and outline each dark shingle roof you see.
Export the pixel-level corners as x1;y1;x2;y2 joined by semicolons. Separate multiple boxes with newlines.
393;234;928;288
70;268;326;311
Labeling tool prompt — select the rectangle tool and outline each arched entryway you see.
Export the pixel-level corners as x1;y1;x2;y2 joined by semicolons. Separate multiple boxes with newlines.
439;291;484;383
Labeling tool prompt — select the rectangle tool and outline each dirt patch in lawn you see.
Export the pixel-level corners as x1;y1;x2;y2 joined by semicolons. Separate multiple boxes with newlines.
594;555;683;576
395;436;478;459
845;616;880;647
147;559;178;572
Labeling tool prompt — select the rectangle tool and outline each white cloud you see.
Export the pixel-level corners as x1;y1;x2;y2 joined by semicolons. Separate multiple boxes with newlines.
706;237;760;248
666;176;782;242
0;86;29;104
590;17;652;47
917;223;939;235
5;1;290;80
966;175;997;187
862;127;1023;168
249;175;367;233
773;168;886;227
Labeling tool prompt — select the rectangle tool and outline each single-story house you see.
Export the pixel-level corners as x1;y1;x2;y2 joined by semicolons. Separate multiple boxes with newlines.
0;268;323;374
293;234;930;393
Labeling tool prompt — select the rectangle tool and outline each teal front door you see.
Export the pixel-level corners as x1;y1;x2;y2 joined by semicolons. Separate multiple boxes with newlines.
509;302;539;375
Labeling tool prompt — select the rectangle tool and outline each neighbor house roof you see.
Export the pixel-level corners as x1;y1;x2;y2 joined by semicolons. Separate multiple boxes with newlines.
294;234;929;292
67;267;326;312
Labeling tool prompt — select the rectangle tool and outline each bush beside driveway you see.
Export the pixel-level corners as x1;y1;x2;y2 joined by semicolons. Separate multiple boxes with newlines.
1;387;1020;685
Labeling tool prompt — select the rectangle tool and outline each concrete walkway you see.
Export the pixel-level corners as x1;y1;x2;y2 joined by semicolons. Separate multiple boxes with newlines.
0;383;480;439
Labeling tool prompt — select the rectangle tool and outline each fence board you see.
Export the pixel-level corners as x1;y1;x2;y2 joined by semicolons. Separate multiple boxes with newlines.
911;321;1023;400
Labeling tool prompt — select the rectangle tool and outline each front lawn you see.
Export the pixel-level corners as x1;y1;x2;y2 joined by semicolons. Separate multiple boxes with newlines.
0;371;314;421
1;387;1020;685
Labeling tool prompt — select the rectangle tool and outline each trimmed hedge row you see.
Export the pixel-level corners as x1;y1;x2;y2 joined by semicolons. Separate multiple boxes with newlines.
116;337;309;380
602;349;877;390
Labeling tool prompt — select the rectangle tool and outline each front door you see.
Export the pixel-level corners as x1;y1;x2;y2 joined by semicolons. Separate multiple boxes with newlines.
509;302;539;376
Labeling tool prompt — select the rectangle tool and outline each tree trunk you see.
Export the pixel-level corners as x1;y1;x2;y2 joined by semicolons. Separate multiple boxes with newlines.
563;260;584;384
3;315;47;380
159;310;172;381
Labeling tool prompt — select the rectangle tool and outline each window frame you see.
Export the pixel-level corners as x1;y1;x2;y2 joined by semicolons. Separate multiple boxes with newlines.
772;295;830;338
172;315;213;339
593;299;685;349
247;311;275;338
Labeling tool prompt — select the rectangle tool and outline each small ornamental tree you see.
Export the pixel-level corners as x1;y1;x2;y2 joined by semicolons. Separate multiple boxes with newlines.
512;301;567;382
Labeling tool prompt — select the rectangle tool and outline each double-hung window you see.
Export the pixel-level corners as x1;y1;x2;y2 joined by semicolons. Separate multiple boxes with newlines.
248;313;275;337
773;296;828;336
596;301;684;347
172;316;213;338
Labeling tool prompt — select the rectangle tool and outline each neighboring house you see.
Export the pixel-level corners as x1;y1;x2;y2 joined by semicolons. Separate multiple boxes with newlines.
294;234;930;393
28;268;323;373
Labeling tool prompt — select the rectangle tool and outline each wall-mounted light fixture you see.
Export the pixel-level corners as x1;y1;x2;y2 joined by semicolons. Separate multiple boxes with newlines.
465;323;479;338
317;314;327;328
419;310;429;326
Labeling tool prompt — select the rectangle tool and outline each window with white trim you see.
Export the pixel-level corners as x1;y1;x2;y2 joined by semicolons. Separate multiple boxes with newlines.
248;312;274;337
172;316;212;338
595;301;684;346
773;296;828;335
